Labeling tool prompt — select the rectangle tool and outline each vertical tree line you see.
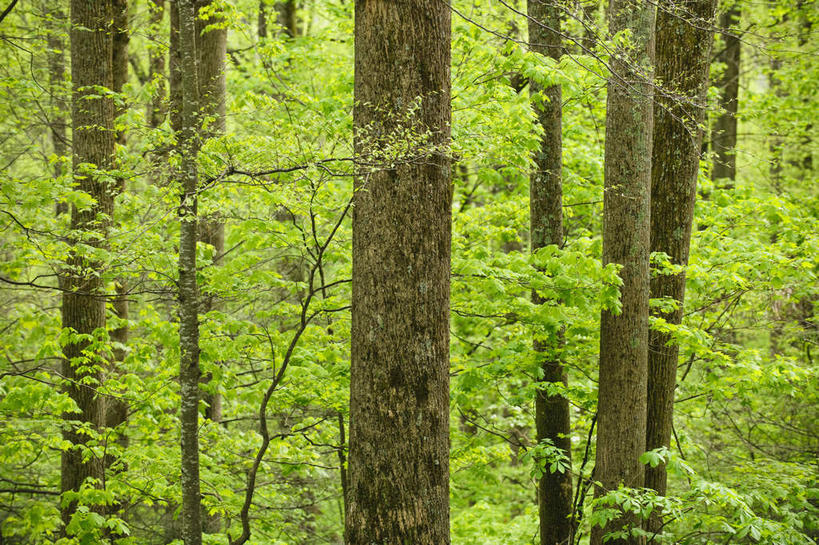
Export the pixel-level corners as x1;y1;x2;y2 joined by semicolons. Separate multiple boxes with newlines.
60;0;115;531
592;0;655;542
346;1;452;543
527;1;573;544
8;0;807;543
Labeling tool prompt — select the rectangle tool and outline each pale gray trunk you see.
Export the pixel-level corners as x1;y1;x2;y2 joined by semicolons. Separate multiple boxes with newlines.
176;1;203;544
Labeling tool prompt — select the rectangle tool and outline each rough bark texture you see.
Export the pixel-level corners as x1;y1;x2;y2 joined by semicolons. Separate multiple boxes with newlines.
591;0;655;543
711;5;741;186
61;0;115;530
176;1;203;544
528;2;573;544
645;0;716;523
346;1;452;543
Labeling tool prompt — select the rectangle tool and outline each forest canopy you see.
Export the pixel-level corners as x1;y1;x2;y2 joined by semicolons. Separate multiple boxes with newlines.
0;1;816;544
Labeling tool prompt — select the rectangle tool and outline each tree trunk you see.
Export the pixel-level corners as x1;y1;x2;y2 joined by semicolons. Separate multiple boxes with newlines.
645;0;716;527
527;2;573;544
258;0;268;39
61;0;115;531
194;15;226;532
346;1;451;543
46;3;68;216
711;5;741;187
107;0;130;433
104;5;131;536
148;0;167;129
176;1;203;545
169;1;182;135
591;0;655;543
275;1;297;38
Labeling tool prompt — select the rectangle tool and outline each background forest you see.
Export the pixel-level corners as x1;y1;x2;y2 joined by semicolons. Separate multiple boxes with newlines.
0;0;816;544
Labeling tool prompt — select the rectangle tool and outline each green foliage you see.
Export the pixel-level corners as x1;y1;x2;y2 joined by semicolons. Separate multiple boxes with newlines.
0;0;816;543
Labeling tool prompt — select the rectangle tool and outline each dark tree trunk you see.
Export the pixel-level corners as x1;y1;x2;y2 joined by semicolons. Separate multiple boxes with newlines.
258;0;268;39
527;2;573;544
275;0;297;38
591;0;655;543
176;1;203;544
169;1;182;135
645;0;716;528
346;1;451;543
61;0;115;531
711;5;741;186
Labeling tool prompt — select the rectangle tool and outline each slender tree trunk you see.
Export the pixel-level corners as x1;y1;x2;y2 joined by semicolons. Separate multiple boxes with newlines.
258;0;268;39
103;3;131;535
711;5;741;187
527;2;573;544
46;3;68;217
176;1;203;544
169;1;182;135
61;0;115;531
193;15;226;532
591;0;655;543
275;0;297;38
645;0;716;529
148;0;167;129
107;0;130;434
346;1;451;543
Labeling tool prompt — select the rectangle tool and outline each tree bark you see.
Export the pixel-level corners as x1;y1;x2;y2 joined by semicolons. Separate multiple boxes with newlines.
645;0;716;525
591;0;655;543
346;1;451;543
61;0;115;531
176;1;203;544
711;5;741;186
527;2;573;544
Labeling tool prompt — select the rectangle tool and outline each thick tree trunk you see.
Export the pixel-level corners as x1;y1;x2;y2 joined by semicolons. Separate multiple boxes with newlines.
176;1;203;545
645;0;716;526
591;0;655;543
346;1;451;543
527;2;573;544
61;0;115;531
711;5;741;186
